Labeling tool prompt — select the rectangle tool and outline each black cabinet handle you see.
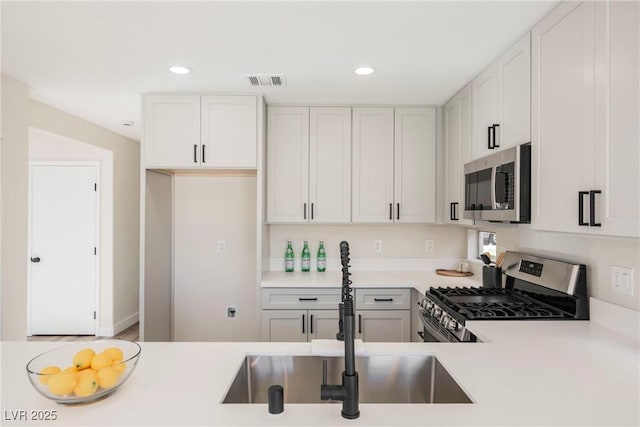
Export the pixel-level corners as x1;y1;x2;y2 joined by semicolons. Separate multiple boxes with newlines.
450;202;459;221
589;190;601;227
389;203;393;220
358;314;362;334
578;191;589;226
417;331;425;340
202;145;206;163
193;144;198;163
487;126;493;149
303;203;307;220
492;124;500;148
450;202;454;221
302;314;305;334
396;203;400;220
454;202;459;220
311;203;314;220
374;298;393;302
310;315;314;334
30;257;41;263
298;297;318;301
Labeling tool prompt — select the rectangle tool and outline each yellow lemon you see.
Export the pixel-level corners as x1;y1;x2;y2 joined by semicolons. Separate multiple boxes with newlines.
47;372;77;396
112;360;126;375
90;352;112;370
73;349;95;370
63;366;78;374
73;370;98;397
97;366;121;389
38;366;61;385
103;347;123;361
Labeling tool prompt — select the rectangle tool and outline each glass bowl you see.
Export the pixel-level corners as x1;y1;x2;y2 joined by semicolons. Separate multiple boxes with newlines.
26;339;141;404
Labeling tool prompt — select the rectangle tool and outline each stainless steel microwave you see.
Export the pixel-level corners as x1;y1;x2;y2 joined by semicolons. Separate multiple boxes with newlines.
463;143;531;223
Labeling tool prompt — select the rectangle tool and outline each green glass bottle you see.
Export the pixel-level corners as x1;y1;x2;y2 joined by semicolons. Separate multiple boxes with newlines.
301;240;311;272
317;240;326;272
285;240;294;272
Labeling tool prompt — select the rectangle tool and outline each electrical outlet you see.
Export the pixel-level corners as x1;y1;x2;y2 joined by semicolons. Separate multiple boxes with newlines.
218;240;226;253
425;240;435;252
226;306;237;319
374;240;383;253
611;266;634;296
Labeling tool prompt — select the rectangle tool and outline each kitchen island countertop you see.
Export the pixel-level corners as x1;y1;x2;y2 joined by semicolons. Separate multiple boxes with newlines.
1;299;638;427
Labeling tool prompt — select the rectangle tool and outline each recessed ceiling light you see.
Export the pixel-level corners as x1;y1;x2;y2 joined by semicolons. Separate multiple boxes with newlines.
169;65;192;75
354;66;375;76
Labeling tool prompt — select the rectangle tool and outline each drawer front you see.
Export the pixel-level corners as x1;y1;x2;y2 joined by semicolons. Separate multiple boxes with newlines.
262;288;341;310
355;288;411;310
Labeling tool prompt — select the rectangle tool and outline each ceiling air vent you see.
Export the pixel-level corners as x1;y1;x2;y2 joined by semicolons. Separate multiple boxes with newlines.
244;74;287;87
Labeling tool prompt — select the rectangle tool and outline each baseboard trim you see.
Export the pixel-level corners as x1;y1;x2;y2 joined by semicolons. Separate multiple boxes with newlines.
114;312;139;336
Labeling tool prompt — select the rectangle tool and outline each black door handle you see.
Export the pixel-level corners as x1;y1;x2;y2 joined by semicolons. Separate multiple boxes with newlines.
302;314;305;334
487;126;493;149
193;144;198;163
453;202;459;220
389;203;393;220
396;203;400;220
298;297;318;301
358;314;362;334
589;190;601;227
202;145;206;163
374;298;393;302
30;257;41;263
303;203;307;220
578;191;589;226
492;124;500;148
450;202;454;221
311;203;314;220
310;315;314;334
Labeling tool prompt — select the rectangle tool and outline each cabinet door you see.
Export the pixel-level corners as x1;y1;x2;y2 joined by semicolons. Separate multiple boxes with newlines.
266;107;309;223
472;65;498;159
356;310;411;342
393;107;436;223
352;107;395;223
593;0;640;237
308;310;340;340
497;32;531;150
201;96;257;168
261;310;307;342
531;1;596;233
444;84;474;225
309;107;352;222
144;95;200;168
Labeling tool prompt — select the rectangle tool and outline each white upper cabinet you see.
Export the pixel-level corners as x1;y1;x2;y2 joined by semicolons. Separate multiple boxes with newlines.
532;0;638;237
143;94;258;169
394;107;437;223
444;84;474;225
200;96;257;168
309;107;352;223
266;107;309;223
352;107;395;222
473;33;531;159
144;95;201;168
267;107;351;223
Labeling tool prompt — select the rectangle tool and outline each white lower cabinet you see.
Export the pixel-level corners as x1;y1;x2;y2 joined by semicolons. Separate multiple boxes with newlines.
354;288;411;342
260;309;339;342
261;288;341;342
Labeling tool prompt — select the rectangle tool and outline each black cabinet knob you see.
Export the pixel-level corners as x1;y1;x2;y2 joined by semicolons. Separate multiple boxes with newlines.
31;257;41;263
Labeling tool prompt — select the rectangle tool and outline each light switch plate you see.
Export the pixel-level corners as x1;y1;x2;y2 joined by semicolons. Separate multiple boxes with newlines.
611;266;634;296
425;240;435;252
218;240;226;253
374;240;383;253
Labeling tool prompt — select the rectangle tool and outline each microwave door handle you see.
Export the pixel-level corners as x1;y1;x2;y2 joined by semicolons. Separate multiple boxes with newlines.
491;166;497;210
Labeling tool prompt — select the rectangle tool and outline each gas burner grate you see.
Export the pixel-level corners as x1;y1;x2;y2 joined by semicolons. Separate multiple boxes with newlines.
457;301;564;320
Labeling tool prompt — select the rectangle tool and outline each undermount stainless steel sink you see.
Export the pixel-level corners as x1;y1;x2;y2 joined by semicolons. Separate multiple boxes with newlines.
222;355;472;404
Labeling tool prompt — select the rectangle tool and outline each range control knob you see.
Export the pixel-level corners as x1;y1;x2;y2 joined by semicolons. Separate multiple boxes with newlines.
440;314;449;327
433;308;442;319
448;319;458;332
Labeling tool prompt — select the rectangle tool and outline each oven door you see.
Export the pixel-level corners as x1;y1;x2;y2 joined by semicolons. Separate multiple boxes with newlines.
418;311;460;343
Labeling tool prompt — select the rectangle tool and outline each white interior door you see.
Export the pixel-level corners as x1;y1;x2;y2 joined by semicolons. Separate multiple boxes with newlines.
30;164;98;335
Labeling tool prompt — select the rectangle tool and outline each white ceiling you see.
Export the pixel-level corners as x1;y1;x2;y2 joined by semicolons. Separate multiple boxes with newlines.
1;1;559;141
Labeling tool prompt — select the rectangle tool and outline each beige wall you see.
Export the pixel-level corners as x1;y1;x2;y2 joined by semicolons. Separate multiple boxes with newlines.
0;73;140;339
1;75;30;340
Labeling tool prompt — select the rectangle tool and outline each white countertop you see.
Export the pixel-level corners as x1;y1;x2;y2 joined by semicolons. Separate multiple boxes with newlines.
261;270;481;294
2;300;639;427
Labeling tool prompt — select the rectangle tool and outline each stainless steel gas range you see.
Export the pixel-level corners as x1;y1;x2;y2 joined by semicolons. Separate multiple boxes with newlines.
418;252;589;343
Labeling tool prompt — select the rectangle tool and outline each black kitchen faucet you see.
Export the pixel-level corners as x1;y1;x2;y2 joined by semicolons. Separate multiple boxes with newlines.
320;241;360;419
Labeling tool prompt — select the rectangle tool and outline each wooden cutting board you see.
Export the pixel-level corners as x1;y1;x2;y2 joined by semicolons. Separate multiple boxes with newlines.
436;269;474;277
